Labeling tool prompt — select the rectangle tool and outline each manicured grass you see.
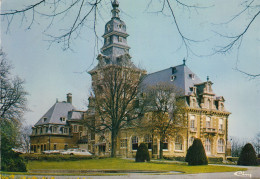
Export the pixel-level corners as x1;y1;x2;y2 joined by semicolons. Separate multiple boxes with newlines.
27;158;246;174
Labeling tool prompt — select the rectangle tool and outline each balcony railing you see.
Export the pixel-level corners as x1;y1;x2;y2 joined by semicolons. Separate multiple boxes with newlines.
203;127;217;133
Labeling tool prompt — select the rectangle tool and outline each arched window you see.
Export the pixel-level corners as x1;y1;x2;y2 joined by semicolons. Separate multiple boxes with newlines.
144;134;152;150
205;138;211;154
189;137;195;147
218;138;225;153
132;136;138;150
175;136;183;151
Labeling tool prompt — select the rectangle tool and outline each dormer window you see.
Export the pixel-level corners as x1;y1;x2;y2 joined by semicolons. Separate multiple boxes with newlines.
172;67;177;74
189;74;195;80
43;117;47;122
170;75;176;81
60;117;66;122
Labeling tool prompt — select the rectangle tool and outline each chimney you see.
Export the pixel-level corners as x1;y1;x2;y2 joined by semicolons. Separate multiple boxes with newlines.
67;93;72;104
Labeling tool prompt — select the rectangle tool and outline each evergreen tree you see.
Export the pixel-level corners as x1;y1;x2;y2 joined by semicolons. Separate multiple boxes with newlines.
135;143;150;162
185;138;208;165
238;143;258;166
185;146;192;162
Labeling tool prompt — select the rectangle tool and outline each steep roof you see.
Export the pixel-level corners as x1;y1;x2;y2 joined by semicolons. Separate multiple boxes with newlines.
142;64;202;95
68;111;83;121
35;102;76;126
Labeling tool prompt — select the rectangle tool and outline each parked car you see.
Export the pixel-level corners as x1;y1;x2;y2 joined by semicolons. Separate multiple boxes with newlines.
42;150;61;154
60;149;92;156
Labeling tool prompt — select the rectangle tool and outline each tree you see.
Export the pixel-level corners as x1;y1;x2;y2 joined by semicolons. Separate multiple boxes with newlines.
140;82;186;159
1;1;259;76
19;125;33;153
135;143;150;162
86;65;144;157
185;138;208;166
0;49;28;171
230;136;245;157
0;50;28;120
238;143;258;166
253;132;260;157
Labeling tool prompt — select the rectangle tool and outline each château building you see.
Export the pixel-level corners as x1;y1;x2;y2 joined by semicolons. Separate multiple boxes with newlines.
30;0;231;159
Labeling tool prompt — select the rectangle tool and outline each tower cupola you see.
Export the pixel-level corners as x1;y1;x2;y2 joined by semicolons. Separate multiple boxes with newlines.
101;0;130;60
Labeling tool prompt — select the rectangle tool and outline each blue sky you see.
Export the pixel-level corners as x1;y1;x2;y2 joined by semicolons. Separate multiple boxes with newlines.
1;0;260;139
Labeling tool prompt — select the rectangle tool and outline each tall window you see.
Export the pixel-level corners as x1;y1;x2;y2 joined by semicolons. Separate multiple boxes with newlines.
218;139;224;153
205;138;211;154
163;138;168;150
206;116;211;128
175;136;183;151
219;119;223;131
73;125;78;132
189;137;195;147
120;139;127;148
64;128;68;134
53;144;57;150
190;115;195;129
144;134;152;150
132;136;138;150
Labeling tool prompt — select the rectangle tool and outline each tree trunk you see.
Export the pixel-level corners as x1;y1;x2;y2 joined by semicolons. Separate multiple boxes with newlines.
159;139;164;159
111;130;118;158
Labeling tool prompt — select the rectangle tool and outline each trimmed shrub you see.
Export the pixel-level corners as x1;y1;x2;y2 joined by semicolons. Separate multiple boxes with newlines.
238;143;258;166
135;143;150;162
185;138;208;165
185;146;192;162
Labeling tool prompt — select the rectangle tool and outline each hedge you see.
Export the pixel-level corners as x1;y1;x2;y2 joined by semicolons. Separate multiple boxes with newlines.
226;157;239;163
163;156;186;162
208;157;223;163
21;154;108;161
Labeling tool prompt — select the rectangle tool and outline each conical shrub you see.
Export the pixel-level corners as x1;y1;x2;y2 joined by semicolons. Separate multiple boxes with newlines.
135;143;150;162
185;138;208;165
238;143;258;166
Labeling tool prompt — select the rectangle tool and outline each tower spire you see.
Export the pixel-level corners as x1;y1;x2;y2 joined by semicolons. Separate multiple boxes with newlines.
111;0;120;18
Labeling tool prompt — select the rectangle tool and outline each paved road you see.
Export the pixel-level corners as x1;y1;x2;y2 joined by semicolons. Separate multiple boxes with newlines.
2;166;259;179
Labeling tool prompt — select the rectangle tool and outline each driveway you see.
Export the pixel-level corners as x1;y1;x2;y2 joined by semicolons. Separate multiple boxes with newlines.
2;166;259;179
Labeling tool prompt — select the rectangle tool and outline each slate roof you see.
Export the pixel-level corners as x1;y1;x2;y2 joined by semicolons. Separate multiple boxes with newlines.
142;64;202;95
35;102;76;126
68;111;83;121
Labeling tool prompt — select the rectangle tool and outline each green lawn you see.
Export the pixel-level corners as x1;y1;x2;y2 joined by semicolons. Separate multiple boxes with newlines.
27;158;246;174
